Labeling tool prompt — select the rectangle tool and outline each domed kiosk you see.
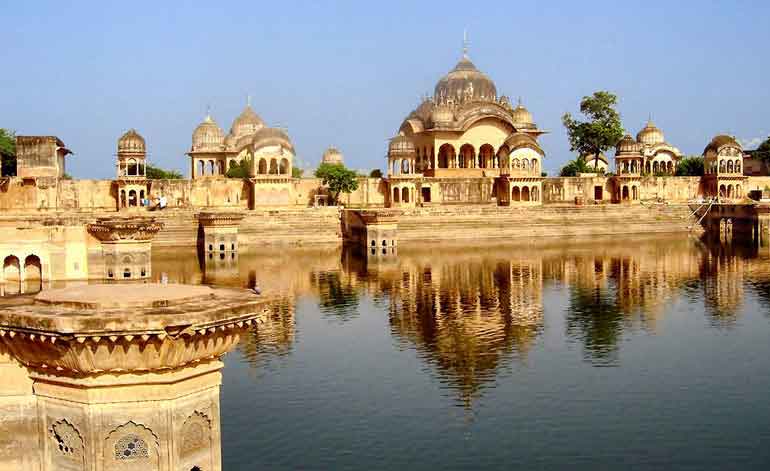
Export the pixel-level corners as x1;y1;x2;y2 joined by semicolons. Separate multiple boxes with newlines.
385;39;547;207
115;129;149;210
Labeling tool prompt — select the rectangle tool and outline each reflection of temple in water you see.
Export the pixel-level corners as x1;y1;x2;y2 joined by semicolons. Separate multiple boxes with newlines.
348;250;545;407
700;242;747;326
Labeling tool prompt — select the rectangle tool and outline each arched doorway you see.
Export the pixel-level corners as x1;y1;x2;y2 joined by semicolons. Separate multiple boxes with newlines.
280;158;290;175
128;190;137;207
393;188;400;203
459;144;475;168
3;256;21;295
531;186;539;202
512;186;520;202
522;186;530;202
23;255;42;294
402;187;409;203
269;159;278;174
258;158;267;174
632;186;639;200
479;144;495;168
622;186;629;201
438;144;454;169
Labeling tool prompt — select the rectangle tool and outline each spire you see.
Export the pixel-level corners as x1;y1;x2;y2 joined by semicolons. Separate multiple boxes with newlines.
204;104;212;122
247;94;252;107
462;29;469;58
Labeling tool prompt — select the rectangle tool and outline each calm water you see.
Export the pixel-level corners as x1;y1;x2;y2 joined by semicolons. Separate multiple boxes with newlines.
72;237;770;468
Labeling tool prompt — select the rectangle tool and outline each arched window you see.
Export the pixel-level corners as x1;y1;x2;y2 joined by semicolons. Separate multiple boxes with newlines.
279;158;290;175
393;187;400;203
3;255;21;295
653;162;659;174
269;159;278;174
258;158;267;174
479;144;495;169
736;184;742;197
402;187;409;203
727;160;734;173
735;159;741;174
632;186;639;200
522;186;530;201
120;190;126;208
622;186;629;200
512;186;520;201
719;160;726;173
401;159;410;174
127;158;137;176
531;186;539;201
197;160;204;177
128;190;137;207
522;158;529;170
531;158;539;174
459;144;475;168
719;184;726;198
208;160;215;175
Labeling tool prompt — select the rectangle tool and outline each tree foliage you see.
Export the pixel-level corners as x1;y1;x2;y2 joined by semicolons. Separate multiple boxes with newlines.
675;156;705;176
369;169;383;178
146;164;183;179
225;158;252;179
292;166;304;178
562;91;624;170
0;128;16;177
315;162;359;204
559;157;600;177
755;136;770;162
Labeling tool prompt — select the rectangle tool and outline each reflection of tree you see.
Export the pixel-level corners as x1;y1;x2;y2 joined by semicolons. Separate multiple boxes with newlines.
312;271;360;323
566;284;623;366
238;300;295;370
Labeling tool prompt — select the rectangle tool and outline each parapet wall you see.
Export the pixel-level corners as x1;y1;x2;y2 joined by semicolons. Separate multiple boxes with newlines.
543;176;704;204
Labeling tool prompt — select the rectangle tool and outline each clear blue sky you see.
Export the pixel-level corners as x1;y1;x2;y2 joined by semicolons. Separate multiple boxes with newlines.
2;0;769;178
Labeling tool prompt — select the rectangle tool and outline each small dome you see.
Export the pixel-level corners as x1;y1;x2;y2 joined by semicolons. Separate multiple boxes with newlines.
434;56;497;103
616;134;642;155
388;135;415;157
252;127;294;153
504;132;544;156
117;129;146;155
223;133;237;148
430;104;455;126
704;135;742;155
191;115;224;152
322;146;344;165
511;102;535;129
636;120;665;145
230;105;265;138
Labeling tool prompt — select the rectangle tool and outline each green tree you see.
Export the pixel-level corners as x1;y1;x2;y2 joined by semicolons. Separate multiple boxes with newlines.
755;136;770;162
225;158;252;179
675;156;704;176
369;168;383;178
562;91;624;170
291;166;304;178
146;164;183;179
559;157;597;177
0;128;16;177
315;162;359;204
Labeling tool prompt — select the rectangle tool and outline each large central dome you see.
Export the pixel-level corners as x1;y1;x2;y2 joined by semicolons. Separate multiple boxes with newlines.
434;55;497;102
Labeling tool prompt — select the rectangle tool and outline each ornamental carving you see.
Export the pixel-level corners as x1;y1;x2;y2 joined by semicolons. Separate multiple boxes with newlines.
181;411;212;455
49;419;85;469
105;421;159;468
87;217;163;242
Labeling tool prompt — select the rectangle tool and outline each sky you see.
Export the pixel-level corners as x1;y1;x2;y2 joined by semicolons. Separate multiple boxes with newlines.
2;0;769;178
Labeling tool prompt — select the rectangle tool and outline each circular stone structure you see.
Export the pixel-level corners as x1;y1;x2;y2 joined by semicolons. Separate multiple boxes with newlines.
0;283;273;471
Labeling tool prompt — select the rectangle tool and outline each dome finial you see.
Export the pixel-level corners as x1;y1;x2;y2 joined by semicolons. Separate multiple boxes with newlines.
247;94;252;107
462;29;469;58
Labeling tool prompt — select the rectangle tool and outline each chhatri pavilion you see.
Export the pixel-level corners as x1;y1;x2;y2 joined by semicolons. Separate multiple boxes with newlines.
187;100;295;180
386;40;547;207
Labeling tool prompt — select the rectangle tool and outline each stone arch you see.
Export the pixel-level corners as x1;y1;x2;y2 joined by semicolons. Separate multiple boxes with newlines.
479;144;495;168
719;184;727;198
531;186;539;201
438;143;455;169
128;189;137;207
727;160;734;173
24;254;42;293
496;144;509;168
653;161;659;174
522;186;530;202
401;159;410;174
735;159;742;173
736;184;742;198
49;419;84;467
727;184;734;198
279;158;290;175
3;255;20;295
258;158;267;174
105;421;160;471
197;160;204;177
393;187;400;203
666;161;673;174
127;158;138;176
632;185;639;200
719;160;726;173
531;158;539;174
401;187;409;203
459;144;475;168
180;411;212;471
622;185;629;201
512;186;520;202
207;160;215;175
269;159;278;174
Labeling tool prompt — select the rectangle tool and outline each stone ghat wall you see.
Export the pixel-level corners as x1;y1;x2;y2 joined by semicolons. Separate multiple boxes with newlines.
148;207;342;247
396;204;700;242
543;176;704;204
0;178;116;212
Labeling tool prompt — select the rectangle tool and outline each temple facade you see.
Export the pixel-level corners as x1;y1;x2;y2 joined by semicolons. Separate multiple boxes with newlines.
385;44;547;207
187;103;295;180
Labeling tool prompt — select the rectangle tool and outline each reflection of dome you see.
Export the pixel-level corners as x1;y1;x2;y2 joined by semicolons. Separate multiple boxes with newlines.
230;105;265;138
251;127;294;153
636;120;665;145
434;56;497;102
511;103;535;129
388;135;415;157
431;104;455;126
191;115;224;152
322;146;344;165
117;129;146;155
616;134;642;155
